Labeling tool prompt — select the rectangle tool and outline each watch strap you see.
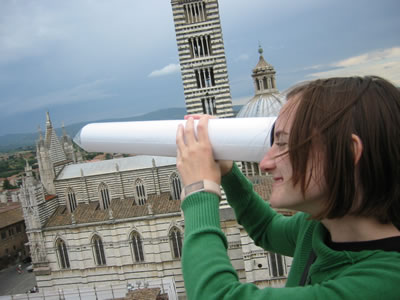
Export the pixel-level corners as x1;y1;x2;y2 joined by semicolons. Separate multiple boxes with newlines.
181;180;221;201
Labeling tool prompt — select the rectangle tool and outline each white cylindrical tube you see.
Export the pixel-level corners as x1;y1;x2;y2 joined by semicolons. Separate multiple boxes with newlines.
73;117;276;162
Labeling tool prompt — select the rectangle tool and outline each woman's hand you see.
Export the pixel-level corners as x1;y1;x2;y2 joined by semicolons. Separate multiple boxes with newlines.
176;115;232;186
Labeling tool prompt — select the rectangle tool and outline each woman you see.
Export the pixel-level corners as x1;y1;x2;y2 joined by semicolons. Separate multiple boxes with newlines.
176;76;400;299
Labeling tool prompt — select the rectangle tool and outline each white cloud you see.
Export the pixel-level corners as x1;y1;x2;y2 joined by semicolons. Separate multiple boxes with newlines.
307;47;400;85
148;64;180;77
234;54;249;62
0;79;114;115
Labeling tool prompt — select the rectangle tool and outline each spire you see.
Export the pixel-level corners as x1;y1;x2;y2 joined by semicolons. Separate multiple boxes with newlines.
37;125;43;141
25;159;33;176
62;121;67;137
253;44;272;72
46;111;52;129
251;44;277;94
258;42;263;56
236;44;282;118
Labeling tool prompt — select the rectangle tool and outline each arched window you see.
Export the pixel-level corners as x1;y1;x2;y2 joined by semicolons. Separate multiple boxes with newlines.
92;235;106;266
269;252;284;277
99;183;110;209
183;1;206;24
263;77;268;90
56;239;70;269
135;179;147;205
169;227;183;259
130;231;144;262
170;173;182;200
67;188;77;212
256;79;261;91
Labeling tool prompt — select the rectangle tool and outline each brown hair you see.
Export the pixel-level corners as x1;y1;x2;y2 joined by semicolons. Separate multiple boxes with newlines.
286;76;400;226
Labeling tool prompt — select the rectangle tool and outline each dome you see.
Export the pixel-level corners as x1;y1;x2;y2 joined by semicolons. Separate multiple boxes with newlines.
236;45;283;118
236;93;283;118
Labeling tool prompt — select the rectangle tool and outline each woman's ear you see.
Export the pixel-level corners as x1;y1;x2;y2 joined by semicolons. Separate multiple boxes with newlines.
351;134;363;165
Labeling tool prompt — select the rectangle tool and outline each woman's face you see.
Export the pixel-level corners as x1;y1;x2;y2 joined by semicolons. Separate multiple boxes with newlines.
259;100;328;216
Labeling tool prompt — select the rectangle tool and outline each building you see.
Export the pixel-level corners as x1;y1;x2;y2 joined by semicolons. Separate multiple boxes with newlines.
236;45;283;118
171;0;234;118
237;46;284;178
17;1;293;299
0;202;29;269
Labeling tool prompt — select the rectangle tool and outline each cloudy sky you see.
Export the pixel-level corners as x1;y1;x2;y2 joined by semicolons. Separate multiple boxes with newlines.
0;0;399;135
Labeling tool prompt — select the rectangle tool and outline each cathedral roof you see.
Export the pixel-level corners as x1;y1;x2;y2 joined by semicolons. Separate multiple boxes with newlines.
56;156;177;180
44;193;180;228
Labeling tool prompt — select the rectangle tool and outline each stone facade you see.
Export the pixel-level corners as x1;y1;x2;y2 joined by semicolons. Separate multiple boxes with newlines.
0;202;29;269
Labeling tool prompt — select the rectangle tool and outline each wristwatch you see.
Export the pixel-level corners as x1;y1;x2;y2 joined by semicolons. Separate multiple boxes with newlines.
180;180;221;201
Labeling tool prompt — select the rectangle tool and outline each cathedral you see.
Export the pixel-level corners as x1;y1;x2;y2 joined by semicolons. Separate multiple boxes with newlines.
18;1;290;299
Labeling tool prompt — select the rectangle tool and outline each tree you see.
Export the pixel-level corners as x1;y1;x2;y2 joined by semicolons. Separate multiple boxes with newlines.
3;179;17;190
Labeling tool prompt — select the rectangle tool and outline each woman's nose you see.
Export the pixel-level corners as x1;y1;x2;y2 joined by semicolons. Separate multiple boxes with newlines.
259;146;276;173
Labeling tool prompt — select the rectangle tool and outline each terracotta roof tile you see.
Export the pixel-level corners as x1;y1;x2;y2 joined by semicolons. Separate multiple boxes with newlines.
45;193;181;228
0;203;24;228
45;195;57;201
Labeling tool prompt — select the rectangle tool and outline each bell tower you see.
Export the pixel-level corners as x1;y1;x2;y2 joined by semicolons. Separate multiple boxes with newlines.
171;0;234;117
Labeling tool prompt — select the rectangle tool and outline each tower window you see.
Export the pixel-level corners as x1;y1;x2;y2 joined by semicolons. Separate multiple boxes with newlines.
170;227;183;259
131;231;145;262
195;68;215;88
201;97;217;115
56;239;70;269
269;252;284;277
92;235;106;266
256;80;261;91
99;183;111;210
170;173;182;200
135;178;147;205
189;35;212;58
183;1;206;24
263;77;268;90
67;188;77;212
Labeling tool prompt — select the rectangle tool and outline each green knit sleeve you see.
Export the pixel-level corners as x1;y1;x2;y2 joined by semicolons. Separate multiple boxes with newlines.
221;163;304;257
180;190;400;300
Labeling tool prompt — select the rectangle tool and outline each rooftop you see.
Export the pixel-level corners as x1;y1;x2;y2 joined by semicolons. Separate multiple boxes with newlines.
56;156;177;180
0;203;24;228
45;193;180;228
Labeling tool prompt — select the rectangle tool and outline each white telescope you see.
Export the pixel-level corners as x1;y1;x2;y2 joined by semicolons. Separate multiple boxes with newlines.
73;117;276;162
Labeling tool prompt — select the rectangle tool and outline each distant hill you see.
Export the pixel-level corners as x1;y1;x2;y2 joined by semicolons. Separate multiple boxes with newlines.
0;106;243;152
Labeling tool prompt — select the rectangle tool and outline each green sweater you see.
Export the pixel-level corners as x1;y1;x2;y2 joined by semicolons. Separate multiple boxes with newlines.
181;164;400;300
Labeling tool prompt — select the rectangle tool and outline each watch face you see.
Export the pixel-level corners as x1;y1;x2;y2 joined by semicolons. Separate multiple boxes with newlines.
186;181;205;194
